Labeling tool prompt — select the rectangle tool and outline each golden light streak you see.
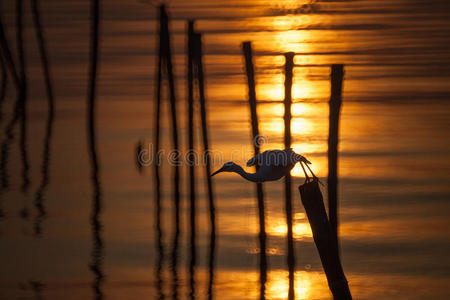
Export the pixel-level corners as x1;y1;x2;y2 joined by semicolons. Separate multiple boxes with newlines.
267;219;313;240
266;270;315;299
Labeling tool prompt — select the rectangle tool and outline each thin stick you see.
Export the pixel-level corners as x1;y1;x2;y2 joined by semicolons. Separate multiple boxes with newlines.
283;52;295;300
87;0;103;298
242;41;267;300
193;31;216;300
159;6;181;259
161;5;182;299
187;19;196;300
154;5;164;300
328;64;344;253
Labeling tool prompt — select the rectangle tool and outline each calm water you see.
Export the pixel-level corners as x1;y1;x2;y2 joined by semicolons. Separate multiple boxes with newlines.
1;0;450;299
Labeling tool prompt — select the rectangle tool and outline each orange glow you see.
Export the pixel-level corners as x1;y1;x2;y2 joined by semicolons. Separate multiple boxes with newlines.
271;15;313;53
266;270;316;299
268;219;312;240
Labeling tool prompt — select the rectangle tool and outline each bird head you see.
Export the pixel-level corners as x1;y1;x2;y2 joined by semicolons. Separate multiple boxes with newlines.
289;149;311;164
295;154;311;164
211;161;238;176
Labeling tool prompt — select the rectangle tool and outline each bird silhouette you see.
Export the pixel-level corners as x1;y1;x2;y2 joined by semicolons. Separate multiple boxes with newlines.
211;148;318;182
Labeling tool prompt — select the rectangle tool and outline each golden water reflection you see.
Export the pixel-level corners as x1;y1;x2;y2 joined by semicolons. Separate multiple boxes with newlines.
267;212;313;240
213;269;329;300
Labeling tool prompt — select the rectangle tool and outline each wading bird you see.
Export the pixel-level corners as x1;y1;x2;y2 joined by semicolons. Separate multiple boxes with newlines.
211;148;319;182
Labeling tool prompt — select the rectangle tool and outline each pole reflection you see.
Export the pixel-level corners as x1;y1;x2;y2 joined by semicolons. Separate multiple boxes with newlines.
31;0;55;237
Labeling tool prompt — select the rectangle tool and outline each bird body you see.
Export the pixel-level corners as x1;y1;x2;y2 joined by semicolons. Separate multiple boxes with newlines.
212;148;314;182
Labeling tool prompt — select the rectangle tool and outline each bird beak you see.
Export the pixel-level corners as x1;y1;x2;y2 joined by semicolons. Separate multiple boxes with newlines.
211;167;225;177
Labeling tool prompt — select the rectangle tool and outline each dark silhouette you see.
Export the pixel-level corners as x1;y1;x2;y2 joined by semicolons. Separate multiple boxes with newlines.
193;32;216;300
31;0;55;236
187;20;197;300
187;21;217;299
242;41;267;300
0;7;24;220
16;0;30;193
0;55;5;217
153;10;164;300
153;5;181;299
283;52;295;300
328;64;344;253
135;139;144;173
299;180;352;299
0;3;24;191
0;54;7;122
87;0;103;299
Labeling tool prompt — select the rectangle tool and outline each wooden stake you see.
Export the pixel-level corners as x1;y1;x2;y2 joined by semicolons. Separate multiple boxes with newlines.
187;20;197;300
243;41;267;299
192;30;217;300
299;180;352;299
328;64;344;252
87;0;103;298
283;52;295;300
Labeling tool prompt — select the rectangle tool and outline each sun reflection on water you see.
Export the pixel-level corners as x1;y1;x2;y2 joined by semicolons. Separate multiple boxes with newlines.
266;270;316;299
267;214;313;240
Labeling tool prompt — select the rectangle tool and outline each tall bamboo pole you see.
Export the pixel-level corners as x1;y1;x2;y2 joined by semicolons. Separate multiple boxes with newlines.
187;20;197;300
242;41;267;300
87;0;103;298
192;30;216;300
283;52;295;300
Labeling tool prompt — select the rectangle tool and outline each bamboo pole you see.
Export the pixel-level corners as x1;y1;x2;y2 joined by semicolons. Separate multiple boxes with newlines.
242;41;267;300
299;181;351;299
153;5;164;300
192;30;216;299
283;52;295;300
87;0;103;299
187;20;197;300
159;5;181;261
328;64;344;252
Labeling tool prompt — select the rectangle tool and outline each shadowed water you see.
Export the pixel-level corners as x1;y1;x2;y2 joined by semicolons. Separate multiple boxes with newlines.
1;0;450;299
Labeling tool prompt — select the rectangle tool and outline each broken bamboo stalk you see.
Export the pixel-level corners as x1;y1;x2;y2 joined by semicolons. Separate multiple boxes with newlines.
299;180;352;300
328;64;344;252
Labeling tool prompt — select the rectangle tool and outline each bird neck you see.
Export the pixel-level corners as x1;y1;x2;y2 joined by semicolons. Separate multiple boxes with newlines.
232;164;260;182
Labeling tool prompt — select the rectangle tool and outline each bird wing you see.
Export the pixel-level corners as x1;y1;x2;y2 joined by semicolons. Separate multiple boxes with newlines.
247;150;288;167
246;153;263;167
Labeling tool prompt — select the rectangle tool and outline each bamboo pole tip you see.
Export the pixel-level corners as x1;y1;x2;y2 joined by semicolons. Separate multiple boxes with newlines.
285;52;295;58
331;64;344;76
242;41;252;51
159;4;167;16
188;20;195;30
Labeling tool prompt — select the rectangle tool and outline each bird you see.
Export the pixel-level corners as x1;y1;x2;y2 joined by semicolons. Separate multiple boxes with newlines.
211;148;318;182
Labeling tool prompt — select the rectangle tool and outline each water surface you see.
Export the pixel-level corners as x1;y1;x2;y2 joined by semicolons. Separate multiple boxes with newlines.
1;0;450;299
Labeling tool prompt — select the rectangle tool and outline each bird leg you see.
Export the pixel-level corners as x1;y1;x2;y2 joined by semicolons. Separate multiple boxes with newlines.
304;162;324;186
299;161;310;182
